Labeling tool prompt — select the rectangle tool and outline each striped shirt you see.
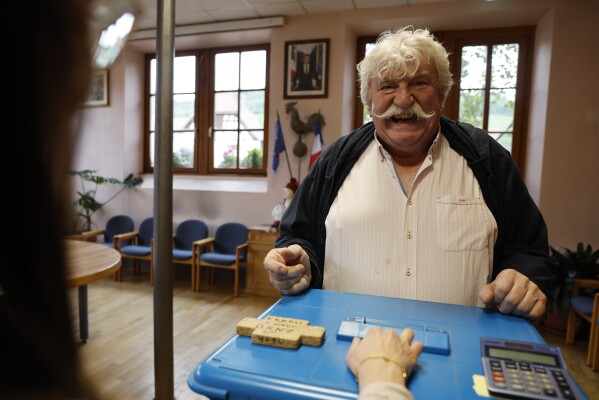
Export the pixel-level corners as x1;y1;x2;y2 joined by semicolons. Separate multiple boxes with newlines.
323;130;497;307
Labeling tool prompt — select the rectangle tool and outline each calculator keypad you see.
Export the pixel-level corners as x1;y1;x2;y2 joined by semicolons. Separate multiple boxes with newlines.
486;359;578;399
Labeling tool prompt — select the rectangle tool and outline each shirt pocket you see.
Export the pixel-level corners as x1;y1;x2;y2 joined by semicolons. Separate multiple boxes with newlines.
435;195;489;251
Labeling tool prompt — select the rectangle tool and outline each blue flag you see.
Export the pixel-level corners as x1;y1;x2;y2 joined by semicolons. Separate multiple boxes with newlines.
272;116;286;174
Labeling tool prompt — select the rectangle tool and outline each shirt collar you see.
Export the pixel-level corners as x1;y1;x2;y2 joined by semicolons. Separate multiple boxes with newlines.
428;128;442;160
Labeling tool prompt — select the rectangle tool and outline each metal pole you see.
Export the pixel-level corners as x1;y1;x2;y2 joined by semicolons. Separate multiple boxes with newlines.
154;0;175;398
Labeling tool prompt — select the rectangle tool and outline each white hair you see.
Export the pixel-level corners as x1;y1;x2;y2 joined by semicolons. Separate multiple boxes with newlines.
357;26;454;108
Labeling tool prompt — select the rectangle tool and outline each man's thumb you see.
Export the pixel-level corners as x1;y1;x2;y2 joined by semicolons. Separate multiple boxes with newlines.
479;283;495;305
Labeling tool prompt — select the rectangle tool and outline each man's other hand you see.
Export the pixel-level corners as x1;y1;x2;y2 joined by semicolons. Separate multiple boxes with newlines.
479;268;547;320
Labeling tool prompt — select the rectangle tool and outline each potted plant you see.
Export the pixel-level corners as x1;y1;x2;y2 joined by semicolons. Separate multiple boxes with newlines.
69;169;143;233
543;242;599;334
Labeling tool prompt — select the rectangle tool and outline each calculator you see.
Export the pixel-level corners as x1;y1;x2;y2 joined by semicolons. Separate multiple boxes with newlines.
480;337;583;399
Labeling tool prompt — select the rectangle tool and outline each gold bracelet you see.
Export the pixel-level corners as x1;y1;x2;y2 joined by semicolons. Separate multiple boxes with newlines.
354;354;407;382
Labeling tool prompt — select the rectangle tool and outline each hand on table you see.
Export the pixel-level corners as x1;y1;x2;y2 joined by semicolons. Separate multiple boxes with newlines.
479;268;547;320
346;327;423;391
263;244;311;295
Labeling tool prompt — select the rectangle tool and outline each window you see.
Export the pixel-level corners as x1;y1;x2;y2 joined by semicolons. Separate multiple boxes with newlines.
144;45;270;176
353;36;377;130
439;27;534;169
354;27;534;169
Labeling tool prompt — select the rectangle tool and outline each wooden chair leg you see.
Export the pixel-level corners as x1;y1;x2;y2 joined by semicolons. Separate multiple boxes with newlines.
233;267;239;297
590;294;599;367
593;324;599;371
589;320;597;366
565;309;578;344
191;263;196;291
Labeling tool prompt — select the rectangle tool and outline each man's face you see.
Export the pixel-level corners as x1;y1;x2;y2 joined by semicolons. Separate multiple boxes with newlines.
369;59;443;158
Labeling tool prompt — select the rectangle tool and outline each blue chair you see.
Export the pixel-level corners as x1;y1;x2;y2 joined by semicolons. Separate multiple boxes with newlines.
81;215;134;248
172;219;209;290
565;278;599;367
114;217;154;283
195;222;248;297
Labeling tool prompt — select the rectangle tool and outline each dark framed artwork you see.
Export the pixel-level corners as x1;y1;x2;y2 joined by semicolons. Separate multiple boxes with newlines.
284;39;329;99
83;69;109;107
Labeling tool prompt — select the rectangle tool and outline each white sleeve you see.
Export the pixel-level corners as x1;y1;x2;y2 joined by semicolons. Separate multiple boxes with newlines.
358;381;414;400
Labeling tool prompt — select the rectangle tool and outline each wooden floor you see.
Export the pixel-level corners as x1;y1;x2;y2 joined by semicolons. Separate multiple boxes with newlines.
538;328;599;399
71;267;275;400
71;266;599;399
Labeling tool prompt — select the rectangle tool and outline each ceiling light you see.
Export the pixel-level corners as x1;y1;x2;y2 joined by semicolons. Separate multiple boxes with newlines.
90;0;142;69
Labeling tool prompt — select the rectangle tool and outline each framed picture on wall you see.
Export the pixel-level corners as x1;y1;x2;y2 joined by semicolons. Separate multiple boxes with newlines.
284;39;329;99
83;69;109;107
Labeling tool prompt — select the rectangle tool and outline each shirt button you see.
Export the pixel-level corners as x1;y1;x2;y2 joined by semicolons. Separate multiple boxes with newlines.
408;198;413;205
406;267;411;277
407;231;412;239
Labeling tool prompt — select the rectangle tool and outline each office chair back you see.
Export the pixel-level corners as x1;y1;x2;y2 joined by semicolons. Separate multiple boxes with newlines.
104;215;134;245
136;217;154;247
174;219;209;251
213;222;248;258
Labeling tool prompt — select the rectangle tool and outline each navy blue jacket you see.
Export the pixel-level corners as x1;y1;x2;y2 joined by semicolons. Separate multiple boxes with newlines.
276;117;556;297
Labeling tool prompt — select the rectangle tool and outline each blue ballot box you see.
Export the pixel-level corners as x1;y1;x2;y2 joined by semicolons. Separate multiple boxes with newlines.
188;289;587;399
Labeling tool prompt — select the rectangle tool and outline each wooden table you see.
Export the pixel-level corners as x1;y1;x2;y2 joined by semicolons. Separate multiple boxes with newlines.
65;239;121;342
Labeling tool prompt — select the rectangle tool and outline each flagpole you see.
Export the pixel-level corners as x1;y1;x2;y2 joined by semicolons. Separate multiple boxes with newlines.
285;135;293;180
277;111;293;179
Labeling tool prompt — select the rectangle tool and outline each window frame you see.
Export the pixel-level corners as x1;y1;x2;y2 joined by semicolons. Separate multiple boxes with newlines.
143;44;270;176
438;26;534;170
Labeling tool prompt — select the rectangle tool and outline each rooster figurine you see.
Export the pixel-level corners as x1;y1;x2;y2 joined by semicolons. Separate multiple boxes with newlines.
285;102;326;157
285;102;325;136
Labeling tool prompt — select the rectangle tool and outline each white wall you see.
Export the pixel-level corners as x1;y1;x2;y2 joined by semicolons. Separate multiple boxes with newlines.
525;7;554;203
537;0;599;248
72;0;598;250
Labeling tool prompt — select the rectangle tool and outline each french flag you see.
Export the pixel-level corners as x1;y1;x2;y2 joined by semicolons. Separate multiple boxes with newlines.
309;117;323;168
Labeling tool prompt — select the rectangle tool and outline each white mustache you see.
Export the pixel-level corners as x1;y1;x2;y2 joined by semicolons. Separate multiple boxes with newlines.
372;103;435;120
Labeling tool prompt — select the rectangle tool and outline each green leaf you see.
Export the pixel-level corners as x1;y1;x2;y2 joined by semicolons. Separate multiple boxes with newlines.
122;173;144;187
548;243;599;315
69;169;144;232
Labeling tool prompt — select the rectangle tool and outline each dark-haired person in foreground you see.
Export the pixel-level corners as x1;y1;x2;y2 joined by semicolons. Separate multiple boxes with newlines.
1;1;114;398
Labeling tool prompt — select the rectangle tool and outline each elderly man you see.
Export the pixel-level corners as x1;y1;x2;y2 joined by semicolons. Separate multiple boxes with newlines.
264;27;555;321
